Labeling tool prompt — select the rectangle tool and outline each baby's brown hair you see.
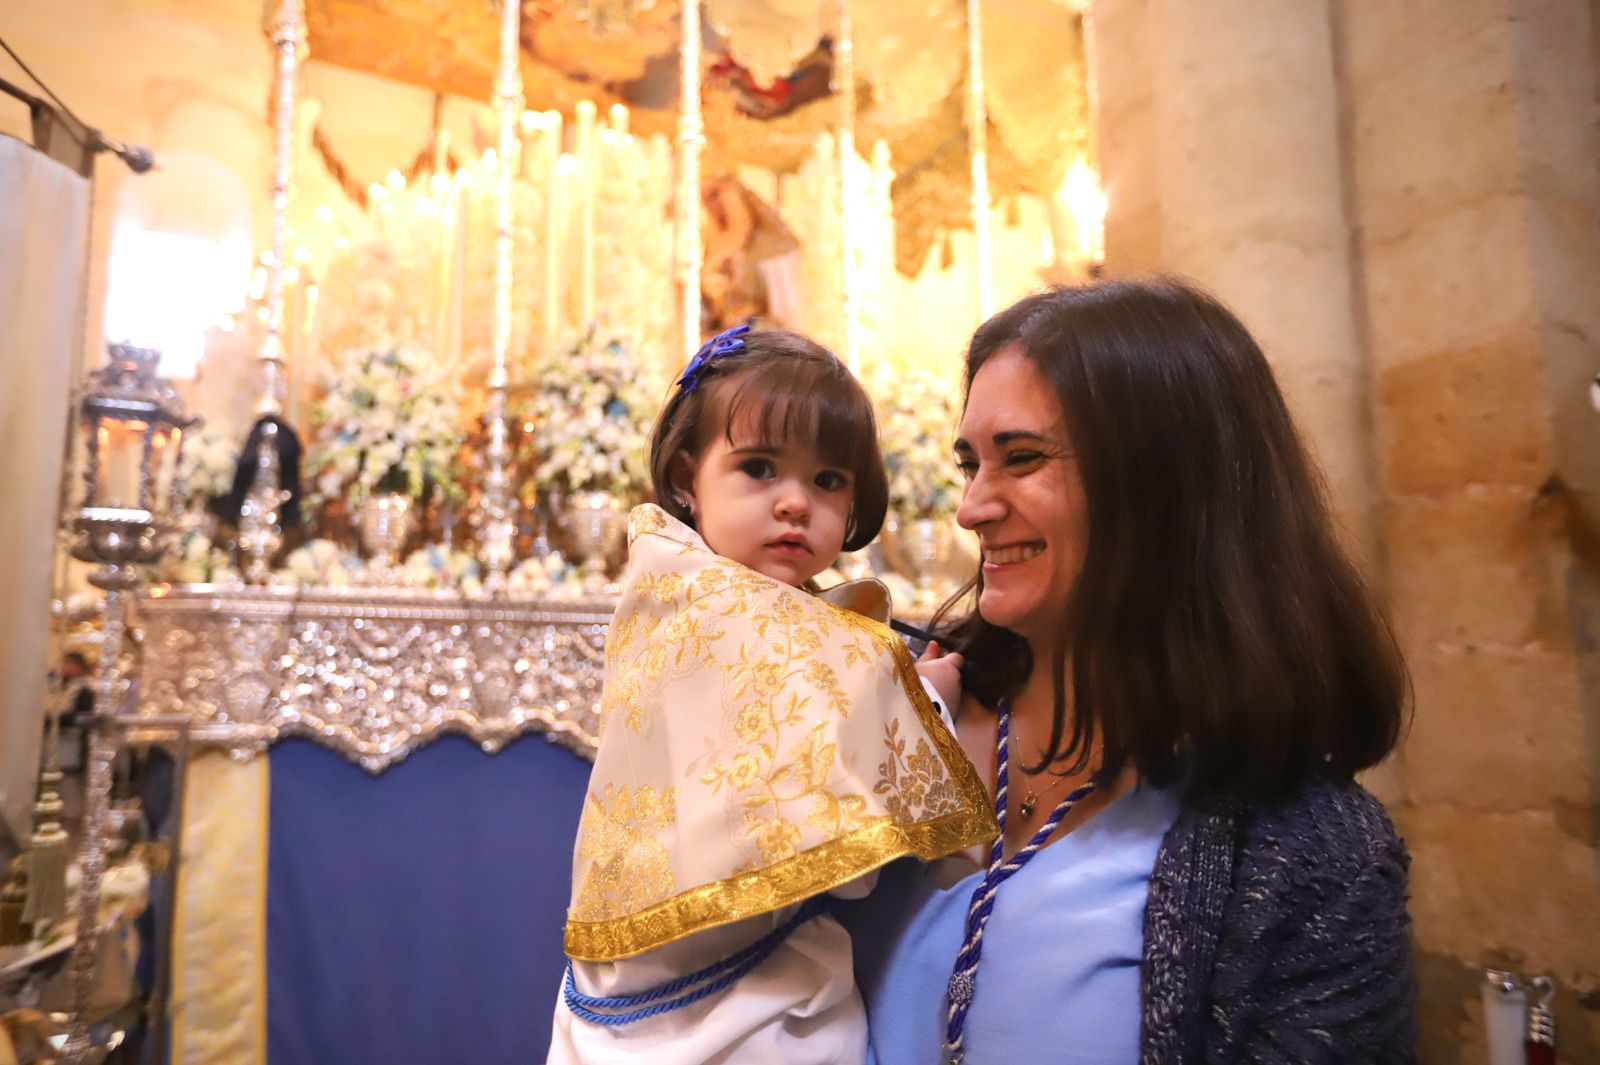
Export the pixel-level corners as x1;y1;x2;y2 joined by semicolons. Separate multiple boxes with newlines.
648;327;889;552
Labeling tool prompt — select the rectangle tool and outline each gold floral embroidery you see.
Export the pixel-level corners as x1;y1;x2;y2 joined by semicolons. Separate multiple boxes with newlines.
875;719;963;822
567;505;998;961
700;584;880;872
604;555;733;732
571;784;679;923
628;505;669;538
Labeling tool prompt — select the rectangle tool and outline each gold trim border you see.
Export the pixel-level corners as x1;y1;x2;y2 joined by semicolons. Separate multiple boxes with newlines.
565;806;995;961
565;601;997;962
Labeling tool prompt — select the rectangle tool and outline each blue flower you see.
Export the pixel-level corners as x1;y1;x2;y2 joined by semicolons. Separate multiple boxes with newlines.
677;324;751;393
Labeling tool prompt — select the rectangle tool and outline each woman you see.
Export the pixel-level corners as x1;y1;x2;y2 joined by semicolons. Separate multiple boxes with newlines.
843;279;1416;1063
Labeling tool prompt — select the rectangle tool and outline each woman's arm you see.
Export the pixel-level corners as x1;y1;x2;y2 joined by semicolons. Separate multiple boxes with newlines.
1203;784;1417;1064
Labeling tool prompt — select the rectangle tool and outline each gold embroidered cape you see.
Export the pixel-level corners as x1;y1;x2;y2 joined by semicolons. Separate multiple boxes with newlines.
563;504;997;962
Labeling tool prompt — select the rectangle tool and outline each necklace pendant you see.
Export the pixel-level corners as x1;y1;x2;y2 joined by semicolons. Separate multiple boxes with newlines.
1018;795;1036;818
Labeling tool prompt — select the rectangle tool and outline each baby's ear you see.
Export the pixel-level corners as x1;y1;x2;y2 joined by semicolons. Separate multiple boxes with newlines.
668;454;697;517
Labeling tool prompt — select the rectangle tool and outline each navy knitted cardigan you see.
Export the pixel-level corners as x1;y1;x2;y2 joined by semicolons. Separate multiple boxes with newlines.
1140;777;1417;1063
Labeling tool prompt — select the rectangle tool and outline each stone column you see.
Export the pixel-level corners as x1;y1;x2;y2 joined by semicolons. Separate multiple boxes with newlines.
1093;0;1162;271
1139;0;1376;559
1338;0;1600;1057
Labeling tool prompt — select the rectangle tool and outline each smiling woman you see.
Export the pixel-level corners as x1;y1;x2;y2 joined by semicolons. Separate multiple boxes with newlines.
844;277;1417;1065
950;354;1088;647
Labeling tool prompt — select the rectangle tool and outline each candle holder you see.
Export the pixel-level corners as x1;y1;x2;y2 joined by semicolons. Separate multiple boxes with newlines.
236;420;291;583
476;0;523;595
60;341;193;1064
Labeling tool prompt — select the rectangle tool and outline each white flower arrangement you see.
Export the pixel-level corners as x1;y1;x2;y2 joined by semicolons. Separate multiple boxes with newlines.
153;529;238;585
877;370;962;520
506;552;588;600
175;424;242;509
305;340;466;505
279;539;361;587
516;325;662;498
401;544;483;596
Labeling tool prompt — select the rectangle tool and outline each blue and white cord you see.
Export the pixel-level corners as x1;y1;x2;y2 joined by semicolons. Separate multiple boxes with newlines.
942;702;1095;1063
565;894;832;1026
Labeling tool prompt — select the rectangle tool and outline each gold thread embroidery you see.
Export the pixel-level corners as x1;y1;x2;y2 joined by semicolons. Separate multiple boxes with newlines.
564;806;994;961
571;784;680;923
566;505;999;961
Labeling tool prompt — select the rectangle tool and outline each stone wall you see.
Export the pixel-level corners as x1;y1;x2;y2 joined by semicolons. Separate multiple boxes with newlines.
1339;0;1600;1058
1100;0;1600;1059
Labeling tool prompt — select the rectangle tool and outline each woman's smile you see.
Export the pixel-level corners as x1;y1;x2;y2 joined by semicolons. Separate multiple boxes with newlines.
982;541;1045;569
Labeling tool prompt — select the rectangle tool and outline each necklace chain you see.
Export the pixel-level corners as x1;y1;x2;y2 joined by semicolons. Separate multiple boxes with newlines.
1008;728;1099;819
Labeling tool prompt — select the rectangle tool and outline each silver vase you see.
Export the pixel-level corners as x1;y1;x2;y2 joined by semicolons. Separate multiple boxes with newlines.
358;493;416;575
901;516;954;591
562;491;626;595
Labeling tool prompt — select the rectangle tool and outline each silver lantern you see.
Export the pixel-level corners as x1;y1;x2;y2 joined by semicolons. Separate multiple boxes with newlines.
61;341;193;1063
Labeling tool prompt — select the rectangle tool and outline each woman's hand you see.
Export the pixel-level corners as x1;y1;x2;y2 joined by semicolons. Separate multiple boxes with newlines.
915;641;965;715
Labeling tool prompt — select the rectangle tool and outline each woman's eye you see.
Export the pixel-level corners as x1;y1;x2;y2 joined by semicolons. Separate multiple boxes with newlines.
955;458;979;480
815;469;849;492
739;458;775;480
1005;451;1045;470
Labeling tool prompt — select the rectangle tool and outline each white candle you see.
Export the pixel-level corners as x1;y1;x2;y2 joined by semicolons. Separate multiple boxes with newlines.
520;109;537;179
543;111;564;346
284;272;302;423
101;424;140;509
369;183;389;241
299;281;319;425
449;181;468;365
387;168;409;253
432;170;455;358
575;100;597;326
558;152;579;328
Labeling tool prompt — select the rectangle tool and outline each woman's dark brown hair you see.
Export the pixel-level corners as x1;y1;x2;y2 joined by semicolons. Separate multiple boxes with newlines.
938;278;1408;799
648;328;889;552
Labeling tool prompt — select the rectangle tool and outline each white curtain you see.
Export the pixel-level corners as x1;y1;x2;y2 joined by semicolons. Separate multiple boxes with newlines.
0;135;90;844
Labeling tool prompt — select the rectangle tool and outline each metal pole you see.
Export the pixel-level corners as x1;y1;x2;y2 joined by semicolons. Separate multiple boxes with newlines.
676;0;704;358
58;587;127;1063
258;0;306;416
965;0;994;319
834;0;860;372
478;0;524;595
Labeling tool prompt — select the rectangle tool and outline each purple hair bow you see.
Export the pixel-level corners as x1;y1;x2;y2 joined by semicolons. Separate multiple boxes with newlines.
677;324;751;393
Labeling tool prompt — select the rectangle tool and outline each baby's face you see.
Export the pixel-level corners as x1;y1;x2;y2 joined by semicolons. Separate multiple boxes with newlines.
678;421;854;588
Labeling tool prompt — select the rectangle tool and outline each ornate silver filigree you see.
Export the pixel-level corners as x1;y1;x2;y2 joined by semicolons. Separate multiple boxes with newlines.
134;586;609;770
236;423;288;583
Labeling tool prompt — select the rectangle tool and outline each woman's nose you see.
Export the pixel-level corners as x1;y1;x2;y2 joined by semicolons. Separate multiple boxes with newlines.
956;472;1004;530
